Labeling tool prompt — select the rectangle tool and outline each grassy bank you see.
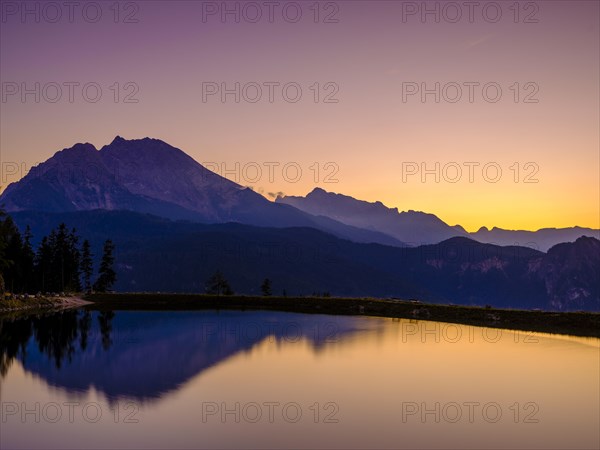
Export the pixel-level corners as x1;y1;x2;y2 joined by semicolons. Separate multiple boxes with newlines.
0;294;62;312
86;293;600;338
0;294;88;314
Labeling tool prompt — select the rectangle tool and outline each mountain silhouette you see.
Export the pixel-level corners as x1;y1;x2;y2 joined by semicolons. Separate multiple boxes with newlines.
2;137;598;311
277;188;599;250
277;187;468;244
0;137;403;247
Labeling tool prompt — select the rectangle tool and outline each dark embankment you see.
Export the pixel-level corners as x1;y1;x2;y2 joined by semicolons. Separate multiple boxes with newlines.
86;293;600;338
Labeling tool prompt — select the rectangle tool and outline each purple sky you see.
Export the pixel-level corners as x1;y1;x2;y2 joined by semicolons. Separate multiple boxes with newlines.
1;0;598;230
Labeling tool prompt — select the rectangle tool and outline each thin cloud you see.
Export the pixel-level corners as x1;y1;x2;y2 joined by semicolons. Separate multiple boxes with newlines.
464;34;495;49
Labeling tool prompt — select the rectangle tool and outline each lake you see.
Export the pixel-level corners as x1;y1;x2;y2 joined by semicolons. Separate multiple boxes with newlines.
1;309;598;449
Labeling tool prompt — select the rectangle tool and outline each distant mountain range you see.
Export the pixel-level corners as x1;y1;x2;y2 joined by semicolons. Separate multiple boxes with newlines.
2;137;598;310
277;188;469;245
277;188;599;251
470;226;599;252
1;137;596;250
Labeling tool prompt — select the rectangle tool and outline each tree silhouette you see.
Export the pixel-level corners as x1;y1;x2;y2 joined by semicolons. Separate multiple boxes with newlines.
35;236;52;292
0;217;7;293
22;226;35;292
29;224;83;293
0;212;21;292
0;210;111;294
261;278;272;296
94;240;116;292
205;270;233;296
54;224;69;292
67;228;82;292
81;240;93;293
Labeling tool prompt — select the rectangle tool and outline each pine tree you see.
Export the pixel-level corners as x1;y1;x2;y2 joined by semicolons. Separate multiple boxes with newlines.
45;229;59;291
22;226;35;292
32;224;83;292
0;214;24;293
35;236;52;292
205;270;233;296
0;210;11;293
94;240;116;292
260;278;272;296
67;228;81;292
55;224;69;292
81;240;93;293
0;211;102;294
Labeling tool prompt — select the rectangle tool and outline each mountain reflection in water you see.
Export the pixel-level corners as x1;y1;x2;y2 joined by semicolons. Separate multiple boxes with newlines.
0;309;377;402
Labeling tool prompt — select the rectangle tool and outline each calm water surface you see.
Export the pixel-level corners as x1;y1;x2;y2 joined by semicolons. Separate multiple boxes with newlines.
1;309;598;449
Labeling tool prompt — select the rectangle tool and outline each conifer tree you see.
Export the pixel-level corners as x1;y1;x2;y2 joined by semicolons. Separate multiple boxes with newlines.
81;240;93;293
94;240;116;292
261;278;272;296
205;270;233;296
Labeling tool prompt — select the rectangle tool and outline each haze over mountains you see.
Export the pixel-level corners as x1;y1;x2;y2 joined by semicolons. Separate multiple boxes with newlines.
277;188;469;245
277;188;599;251
1;137;598;311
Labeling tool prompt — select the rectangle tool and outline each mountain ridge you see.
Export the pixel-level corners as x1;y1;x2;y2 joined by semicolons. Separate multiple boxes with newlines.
2;137;597;251
0;138;405;247
277;187;599;250
11;209;600;311
276;187;468;245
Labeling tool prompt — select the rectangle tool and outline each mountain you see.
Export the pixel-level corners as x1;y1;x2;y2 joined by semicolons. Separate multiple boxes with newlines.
5;138;594;250
528;236;600;311
3;137;597;311
471;226;600;252
0;137;402;247
276;188;467;244
12;210;600;311
276;188;599;250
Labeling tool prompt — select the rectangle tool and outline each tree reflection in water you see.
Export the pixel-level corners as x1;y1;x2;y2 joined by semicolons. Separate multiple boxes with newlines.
0;309;373;402
0;309;114;376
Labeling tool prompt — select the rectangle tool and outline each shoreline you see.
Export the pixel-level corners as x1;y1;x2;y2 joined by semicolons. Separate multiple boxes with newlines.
2;292;598;338
85;293;600;338
0;295;92;314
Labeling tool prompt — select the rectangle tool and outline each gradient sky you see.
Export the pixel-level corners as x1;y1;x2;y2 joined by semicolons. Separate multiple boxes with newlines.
1;0;598;231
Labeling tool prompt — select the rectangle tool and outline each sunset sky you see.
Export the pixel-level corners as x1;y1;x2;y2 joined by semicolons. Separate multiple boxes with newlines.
1;0;598;231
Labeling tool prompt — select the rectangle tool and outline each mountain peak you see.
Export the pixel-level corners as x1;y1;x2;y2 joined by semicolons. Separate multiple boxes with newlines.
104;136;163;150
308;187;328;196
110;135;126;145
62;142;97;154
47;142;98;165
99;137;194;164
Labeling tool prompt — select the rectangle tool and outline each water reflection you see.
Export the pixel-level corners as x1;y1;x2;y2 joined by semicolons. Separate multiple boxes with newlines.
0;310;377;402
0;310;115;377
1;310;598;449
